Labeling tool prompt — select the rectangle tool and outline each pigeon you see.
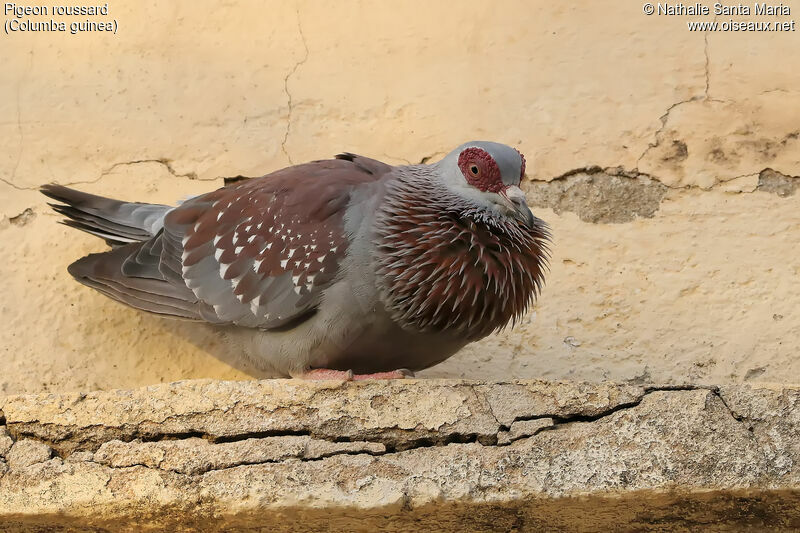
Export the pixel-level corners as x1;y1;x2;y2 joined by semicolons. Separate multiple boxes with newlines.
42;141;550;380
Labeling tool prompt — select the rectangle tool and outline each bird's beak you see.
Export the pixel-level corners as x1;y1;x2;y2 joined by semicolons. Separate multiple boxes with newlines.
503;185;536;228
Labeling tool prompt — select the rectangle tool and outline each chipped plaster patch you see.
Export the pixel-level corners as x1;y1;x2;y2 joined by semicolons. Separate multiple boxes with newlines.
758;168;799;197
0;207;36;229
525;168;669;224
8;207;35;226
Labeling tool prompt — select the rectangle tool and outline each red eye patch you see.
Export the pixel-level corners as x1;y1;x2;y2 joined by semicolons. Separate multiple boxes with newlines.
458;148;503;193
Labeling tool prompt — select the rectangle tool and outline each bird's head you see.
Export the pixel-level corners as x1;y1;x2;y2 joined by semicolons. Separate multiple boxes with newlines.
435;141;535;228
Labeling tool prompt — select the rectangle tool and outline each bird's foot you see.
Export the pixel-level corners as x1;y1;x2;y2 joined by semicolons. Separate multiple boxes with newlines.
295;368;414;381
352;369;414;380
296;369;353;380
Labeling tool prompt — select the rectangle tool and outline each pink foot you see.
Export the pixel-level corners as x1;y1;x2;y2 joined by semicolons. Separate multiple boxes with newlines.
352;369;414;380
294;368;414;381
296;369;354;380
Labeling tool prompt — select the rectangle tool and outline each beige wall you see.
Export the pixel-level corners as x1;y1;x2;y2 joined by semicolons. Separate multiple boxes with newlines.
1;1;798;394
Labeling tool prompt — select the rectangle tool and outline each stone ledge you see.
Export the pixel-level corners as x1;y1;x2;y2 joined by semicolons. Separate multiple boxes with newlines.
0;379;798;532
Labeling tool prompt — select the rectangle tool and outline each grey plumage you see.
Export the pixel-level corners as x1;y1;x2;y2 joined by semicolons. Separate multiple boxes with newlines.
43;142;549;377
42;185;170;245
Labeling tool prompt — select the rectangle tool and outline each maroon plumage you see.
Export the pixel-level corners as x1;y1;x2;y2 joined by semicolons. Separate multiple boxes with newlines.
375;174;549;340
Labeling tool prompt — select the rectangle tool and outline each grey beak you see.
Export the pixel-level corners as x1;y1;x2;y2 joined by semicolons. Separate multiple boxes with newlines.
512;198;536;228
504;186;536;228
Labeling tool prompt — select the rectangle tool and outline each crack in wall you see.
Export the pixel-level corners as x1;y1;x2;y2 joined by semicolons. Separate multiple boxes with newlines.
760;88;795;95
0;90;25;192
9;86;23;185
497;384;712;443
635;96;703;169
98;158;202;182
3;49;34;192
280;6;309;165
85;434;391;476
1;158;217;193
69;158;214;187
635;21;732;172
644;384;758;437
712;386;800;461
5;416;496;459
383;153;412;165
714;390;746;425
108;446;388;477
418;152;444;165
703;14;717;99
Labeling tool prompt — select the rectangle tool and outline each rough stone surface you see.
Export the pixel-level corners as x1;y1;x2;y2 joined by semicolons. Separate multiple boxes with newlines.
0;379;798;531
5;440;53;469
0;427;12;458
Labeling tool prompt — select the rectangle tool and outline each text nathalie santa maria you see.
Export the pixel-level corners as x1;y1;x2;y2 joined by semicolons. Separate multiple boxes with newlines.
655;3;790;15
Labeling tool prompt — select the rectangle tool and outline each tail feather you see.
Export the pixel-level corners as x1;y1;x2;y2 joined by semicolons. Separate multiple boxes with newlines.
43;184;220;321
41;184;172;246
67;243;210;321
53;204;152;243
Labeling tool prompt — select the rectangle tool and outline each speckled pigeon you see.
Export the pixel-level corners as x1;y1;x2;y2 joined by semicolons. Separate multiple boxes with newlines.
42;142;550;380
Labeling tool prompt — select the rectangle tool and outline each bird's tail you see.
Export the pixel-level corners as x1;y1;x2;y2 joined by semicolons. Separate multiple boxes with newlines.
41;184;172;246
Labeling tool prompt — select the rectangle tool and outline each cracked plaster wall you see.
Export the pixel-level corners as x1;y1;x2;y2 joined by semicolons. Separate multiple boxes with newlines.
1;1;799;394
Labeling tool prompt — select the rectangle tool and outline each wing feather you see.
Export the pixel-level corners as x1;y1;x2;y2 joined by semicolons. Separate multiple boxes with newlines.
66;154;392;329
163;156;390;328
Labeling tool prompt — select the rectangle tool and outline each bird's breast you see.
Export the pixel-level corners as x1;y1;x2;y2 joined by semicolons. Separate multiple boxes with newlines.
373;189;549;340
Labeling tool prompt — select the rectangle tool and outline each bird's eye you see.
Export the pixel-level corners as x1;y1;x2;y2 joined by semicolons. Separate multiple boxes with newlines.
470;165;479;175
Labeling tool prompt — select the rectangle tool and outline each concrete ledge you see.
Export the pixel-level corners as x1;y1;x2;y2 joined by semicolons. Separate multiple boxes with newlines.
0;379;798;531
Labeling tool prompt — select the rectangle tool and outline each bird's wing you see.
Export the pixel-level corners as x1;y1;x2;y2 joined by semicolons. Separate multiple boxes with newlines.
67;154;392;328
157;154;392;328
